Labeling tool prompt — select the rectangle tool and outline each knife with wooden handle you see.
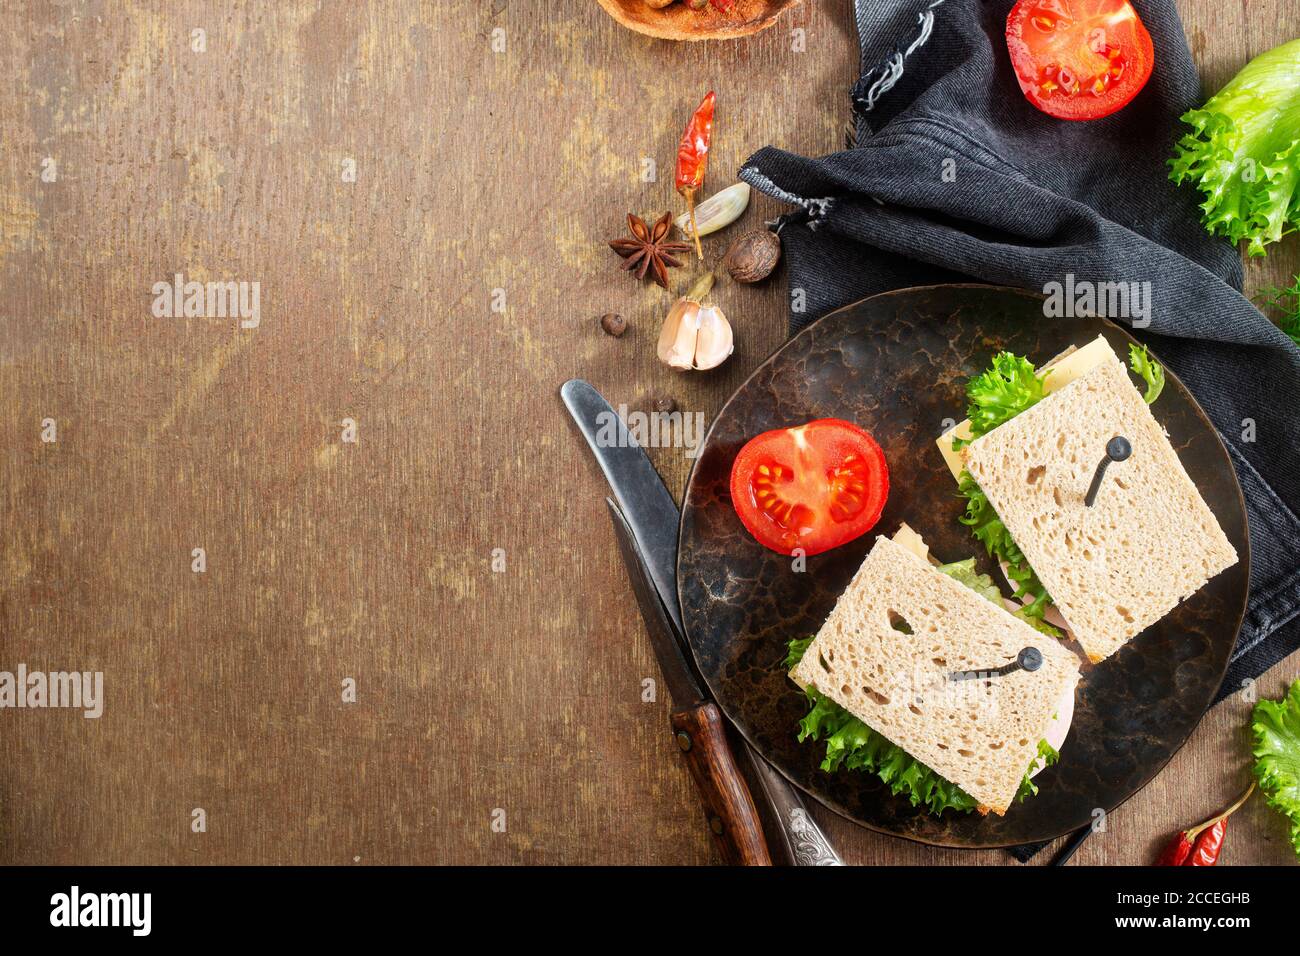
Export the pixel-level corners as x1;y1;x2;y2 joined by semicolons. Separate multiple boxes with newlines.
605;498;770;865
562;379;841;866
670;702;770;865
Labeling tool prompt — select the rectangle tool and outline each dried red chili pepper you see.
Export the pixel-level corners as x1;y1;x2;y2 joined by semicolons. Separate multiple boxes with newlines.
1154;782;1254;866
710;0;736;11
1154;831;1193;866
1186;818;1228;866
675;91;716;260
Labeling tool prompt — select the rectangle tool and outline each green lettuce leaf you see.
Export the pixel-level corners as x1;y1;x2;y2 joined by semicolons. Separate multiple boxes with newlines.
939;556;1059;638
936;558;1002;605
1015;740;1060;803
783;635;814;670
1257;276;1300;348
1013;607;1062;639
957;471;1059;636
953;350;1062;637
954;352;1048;449
1127;342;1165;405
1251;679;1300;856
1169;38;1300;256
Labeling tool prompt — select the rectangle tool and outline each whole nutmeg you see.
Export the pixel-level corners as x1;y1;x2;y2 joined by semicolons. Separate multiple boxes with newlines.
654;396;677;414
599;312;627;337
723;230;782;284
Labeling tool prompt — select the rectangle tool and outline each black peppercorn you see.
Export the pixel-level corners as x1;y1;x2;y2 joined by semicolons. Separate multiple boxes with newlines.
599;312;627;337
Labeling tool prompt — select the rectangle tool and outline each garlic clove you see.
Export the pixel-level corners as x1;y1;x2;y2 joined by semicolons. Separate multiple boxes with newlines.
691;305;734;371
657;273;734;372
674;182;751;240
657;299;701;370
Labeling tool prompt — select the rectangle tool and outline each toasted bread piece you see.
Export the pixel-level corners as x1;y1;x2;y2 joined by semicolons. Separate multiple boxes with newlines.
789;536;1080;815
964;353;1237;663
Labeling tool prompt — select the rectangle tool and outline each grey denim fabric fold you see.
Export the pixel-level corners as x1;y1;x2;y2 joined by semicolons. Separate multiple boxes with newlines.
741;0;1300;705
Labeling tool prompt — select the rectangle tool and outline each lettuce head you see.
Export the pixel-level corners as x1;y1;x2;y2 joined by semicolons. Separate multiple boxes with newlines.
1169;39;1300;256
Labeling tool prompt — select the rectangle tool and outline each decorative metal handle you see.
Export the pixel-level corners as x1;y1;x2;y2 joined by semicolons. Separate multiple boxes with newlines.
745;742;844;866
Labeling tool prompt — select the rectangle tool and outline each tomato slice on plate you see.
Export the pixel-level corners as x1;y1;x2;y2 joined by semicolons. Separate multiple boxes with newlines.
729;419;888;556
1006;0;1154;121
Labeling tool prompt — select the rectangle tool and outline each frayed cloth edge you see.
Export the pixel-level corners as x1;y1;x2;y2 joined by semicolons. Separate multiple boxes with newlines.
739;165;835;230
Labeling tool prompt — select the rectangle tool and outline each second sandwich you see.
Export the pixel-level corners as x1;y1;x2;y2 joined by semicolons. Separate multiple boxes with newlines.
788;529;1081;816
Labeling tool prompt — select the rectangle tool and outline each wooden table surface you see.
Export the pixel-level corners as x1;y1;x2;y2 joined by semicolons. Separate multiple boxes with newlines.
1;0;1297;865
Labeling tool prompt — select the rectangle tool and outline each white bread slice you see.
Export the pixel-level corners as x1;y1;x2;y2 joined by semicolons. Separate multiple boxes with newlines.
788;535;1080;815
936;336;1115;480
964;353;1238;663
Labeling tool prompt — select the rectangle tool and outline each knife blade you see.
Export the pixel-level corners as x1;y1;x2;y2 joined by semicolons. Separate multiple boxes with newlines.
562;379;842;866
605;497;705;710
560;379;685;636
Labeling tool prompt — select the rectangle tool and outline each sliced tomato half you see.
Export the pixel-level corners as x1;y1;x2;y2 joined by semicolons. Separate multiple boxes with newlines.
728;418;888;557
1006;0;1154;121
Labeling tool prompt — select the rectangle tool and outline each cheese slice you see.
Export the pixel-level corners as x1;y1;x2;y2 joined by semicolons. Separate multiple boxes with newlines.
936;335;1119;480
891;522;931;562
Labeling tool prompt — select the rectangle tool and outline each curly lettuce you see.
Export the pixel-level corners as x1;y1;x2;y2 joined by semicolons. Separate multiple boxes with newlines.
1127;342;1165;404
786;553;1058;816
935;558;1002;606
1251;679;1300;857
1016;740;1060;802
1169;38;1300;257
783;635;815;670
958;471;1057;634
948;350;1058;632
954;352;1047;448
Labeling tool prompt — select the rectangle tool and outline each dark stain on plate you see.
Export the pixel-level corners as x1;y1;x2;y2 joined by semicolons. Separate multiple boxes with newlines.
677;285;1249;848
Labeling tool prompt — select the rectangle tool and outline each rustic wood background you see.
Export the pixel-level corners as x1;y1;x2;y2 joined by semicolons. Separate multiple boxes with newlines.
1;0;1296;865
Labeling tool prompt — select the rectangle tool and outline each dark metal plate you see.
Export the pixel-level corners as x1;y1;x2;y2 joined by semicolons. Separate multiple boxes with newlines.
677;285;1250;848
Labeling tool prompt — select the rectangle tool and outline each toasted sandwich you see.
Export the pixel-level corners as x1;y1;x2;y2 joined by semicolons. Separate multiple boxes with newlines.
787;528;1080;816
936;336;1238;663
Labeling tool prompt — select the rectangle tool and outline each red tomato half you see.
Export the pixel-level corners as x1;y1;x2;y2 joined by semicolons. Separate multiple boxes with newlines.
729;419;888;556
1006;0;1154;121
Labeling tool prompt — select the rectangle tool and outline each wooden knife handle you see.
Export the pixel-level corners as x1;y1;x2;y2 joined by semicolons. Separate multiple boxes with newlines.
670;701;772;866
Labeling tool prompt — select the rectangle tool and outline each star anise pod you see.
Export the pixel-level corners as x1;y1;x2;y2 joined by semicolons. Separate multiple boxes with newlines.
609;212;692;290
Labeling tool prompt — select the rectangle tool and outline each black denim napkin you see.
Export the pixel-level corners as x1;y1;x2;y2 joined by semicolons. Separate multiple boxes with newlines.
741;0;1300;860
